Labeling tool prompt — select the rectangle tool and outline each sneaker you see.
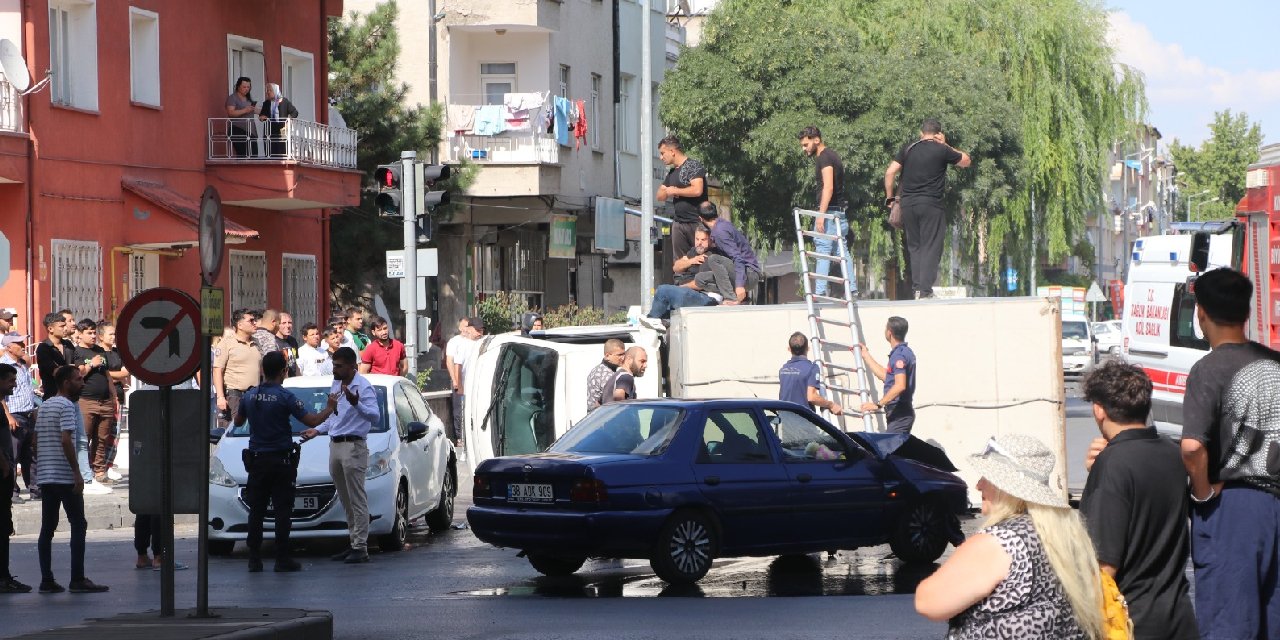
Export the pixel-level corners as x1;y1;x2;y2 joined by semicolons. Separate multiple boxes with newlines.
38;580;64;594
10;493;23;505
94;474;113;486
343;549;370;564
329;547;353;562
28;487;41;501
106;468;123;481
0;577;32;593
68;578;109;593
83;480;113;496
247;558;263;573
154;562;189;571
637;316;667;332
274;558;303;573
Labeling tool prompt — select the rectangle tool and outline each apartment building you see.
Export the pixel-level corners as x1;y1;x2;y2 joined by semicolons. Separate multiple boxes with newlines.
0;0;359;337
347;0;679;329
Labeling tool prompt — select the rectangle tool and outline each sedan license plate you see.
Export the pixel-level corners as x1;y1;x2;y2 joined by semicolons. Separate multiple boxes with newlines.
507;483;554;503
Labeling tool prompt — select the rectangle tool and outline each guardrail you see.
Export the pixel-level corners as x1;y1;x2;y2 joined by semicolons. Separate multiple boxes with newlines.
207;117;357;169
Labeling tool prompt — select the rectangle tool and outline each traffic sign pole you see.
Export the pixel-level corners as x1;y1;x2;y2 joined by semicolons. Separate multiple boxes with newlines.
401;150;419;379
196;333;212;618
160;385;174;617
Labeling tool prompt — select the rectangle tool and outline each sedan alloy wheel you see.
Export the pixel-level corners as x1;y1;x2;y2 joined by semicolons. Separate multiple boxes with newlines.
651;511;716;584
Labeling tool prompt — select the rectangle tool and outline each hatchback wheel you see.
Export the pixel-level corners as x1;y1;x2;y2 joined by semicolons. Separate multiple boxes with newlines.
425;465;457;533
208;540;235;556
890;497;951;564
378;485;409;552
650;510;716;584
527;554;586;577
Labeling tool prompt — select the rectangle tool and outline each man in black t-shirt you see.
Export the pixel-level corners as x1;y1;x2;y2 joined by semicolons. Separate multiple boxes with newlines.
35;312;73;399
883;118;970;299
798;126;854;297
71;320;116;484
656;135;709;260
1180;268;1280;640
1080;361;1197;640
602;347;647;405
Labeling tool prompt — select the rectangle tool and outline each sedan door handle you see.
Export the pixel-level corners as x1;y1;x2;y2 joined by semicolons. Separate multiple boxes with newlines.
796;473;812;483
703;476;721;486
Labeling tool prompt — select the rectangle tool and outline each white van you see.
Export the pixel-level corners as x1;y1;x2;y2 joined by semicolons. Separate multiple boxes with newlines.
1061;314;1095;376
1121;232;1234;437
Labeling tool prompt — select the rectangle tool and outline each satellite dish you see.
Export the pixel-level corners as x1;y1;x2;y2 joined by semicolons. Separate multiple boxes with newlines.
0;39;30;92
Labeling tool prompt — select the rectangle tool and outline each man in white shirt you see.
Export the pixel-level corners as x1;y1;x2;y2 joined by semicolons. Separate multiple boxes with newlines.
296;323;333;377
300;348;380;564
444;318;475;447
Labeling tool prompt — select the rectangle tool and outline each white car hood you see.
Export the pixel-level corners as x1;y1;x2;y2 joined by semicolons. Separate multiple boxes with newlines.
214;431;394;485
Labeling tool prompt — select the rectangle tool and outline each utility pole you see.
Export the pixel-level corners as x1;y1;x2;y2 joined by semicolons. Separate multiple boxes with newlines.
401;150;418;377
428;0;439;164
639;0;654;312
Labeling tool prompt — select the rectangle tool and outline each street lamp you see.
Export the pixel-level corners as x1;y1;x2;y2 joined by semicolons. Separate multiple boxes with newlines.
1185;190;1212;222
1194;196;1220;220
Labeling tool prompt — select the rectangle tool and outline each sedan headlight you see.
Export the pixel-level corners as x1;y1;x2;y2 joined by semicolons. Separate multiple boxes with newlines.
366;447;393;480
209;456;238;487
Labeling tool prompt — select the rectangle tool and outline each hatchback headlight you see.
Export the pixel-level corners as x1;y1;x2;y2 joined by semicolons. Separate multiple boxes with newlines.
210;456;238;487
366;447;393;480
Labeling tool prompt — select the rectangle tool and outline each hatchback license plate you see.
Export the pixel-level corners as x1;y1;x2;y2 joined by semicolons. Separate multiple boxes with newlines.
295;496;318;510
507;483;554;503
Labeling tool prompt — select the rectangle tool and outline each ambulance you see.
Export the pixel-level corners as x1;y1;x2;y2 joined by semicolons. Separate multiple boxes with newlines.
1122;143;1280;437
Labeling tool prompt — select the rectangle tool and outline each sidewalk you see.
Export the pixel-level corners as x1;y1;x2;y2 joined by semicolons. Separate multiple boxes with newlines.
9;608;331;640
11;472;198;535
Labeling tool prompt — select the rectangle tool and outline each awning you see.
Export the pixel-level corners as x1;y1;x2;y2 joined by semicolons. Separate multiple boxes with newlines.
122;178;259;247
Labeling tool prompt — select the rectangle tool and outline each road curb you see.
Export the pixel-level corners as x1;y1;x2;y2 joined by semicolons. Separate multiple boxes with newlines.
8;608;332;640
11;487;198;535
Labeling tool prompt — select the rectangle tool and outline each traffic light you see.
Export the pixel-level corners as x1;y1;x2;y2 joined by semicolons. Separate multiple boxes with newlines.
415;163;452;210
373;163;403;216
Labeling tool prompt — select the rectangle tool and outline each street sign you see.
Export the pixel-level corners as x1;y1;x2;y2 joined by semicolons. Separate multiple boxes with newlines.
200;287;224;336
385;248;438;278
1086;281;1108;302
199;187;224;287
117;288;202;386
399;277;426;311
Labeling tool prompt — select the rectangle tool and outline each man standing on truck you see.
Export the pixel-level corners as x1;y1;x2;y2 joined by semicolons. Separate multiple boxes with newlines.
1180;267;1280;640
883;119;970;299
859;317;916;433
778;332;843;416
798;126;854;298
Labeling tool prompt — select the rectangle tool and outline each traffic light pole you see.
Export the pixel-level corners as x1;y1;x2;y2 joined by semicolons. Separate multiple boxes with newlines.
401;150;419;379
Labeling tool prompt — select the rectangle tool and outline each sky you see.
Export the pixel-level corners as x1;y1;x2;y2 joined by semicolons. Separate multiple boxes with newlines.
1106;1;1280;147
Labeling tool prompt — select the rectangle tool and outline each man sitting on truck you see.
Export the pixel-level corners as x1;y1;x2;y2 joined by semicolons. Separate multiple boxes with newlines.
698;202;762;305
645;226;733;322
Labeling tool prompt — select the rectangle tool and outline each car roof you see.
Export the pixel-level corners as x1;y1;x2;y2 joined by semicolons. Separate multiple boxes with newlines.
283;374;407;390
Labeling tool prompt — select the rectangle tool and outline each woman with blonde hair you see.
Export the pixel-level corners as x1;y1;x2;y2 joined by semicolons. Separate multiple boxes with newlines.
916;434;1104;639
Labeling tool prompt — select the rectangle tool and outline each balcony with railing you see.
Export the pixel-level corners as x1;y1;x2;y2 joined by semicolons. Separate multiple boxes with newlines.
1;76;22;133
205;117;361;211
445;98;563;197
0;76;27;183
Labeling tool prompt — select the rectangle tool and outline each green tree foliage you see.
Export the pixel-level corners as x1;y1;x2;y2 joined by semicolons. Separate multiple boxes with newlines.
1168;110;1264;221
327;1;443;309
662;0;1143;284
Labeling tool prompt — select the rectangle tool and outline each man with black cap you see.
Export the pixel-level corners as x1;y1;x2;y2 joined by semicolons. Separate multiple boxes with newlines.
235;352;337;572
0;309;15;335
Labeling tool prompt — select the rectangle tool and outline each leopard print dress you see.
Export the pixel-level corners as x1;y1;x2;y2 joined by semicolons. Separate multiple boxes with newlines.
946;515;1086;639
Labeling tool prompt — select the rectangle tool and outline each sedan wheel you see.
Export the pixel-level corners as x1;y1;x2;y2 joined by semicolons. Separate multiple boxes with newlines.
378;486;409;552
527;554;586;577
651;511;716;584
889;497;951;564
425;466;457;533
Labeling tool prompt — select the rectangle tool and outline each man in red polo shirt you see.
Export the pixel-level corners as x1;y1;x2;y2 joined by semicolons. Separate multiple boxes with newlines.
359;316;407;377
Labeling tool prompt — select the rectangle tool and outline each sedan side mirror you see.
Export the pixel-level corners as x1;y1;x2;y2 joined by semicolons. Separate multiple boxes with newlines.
406;421;428;442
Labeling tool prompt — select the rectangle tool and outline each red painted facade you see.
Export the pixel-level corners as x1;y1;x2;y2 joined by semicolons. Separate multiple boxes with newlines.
0;0;357;337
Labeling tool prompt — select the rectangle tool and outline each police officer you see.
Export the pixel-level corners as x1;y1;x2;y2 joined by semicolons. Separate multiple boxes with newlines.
778;332;843;415
859;316;917;434
234;351;337;572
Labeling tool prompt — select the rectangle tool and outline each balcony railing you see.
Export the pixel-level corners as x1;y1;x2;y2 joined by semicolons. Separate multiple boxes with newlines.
445;133;560;165
0;77;23;133
207;118;357;169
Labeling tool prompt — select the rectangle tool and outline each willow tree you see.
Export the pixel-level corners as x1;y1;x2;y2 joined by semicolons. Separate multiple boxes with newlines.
662;0;1144;288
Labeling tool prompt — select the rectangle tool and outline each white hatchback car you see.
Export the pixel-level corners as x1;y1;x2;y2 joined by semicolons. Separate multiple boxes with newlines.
208;375;457;554
1092;320;1123;355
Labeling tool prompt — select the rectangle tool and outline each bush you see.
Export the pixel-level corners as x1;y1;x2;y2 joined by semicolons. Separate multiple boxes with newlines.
476;291;629;332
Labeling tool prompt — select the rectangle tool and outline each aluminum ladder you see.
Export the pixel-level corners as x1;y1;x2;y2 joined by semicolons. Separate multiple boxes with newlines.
792;207;877;432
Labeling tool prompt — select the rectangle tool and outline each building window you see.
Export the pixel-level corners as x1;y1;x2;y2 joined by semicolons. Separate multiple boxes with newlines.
128;7;159;106
480;62;516;106
51;240;102;321
227;35;265;105
559;64;570;99
128;252;158;299
280;47;315;121
619;74;635;153
281;254;318;325
49;0;99;110
229;250;268;312
590;73;601;150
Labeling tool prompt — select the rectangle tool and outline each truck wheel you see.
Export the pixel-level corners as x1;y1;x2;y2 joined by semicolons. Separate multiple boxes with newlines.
528;554;586;576
650;510;716;584
890;497;951;564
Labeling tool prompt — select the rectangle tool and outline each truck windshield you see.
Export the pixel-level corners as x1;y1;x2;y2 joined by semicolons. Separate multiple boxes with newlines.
550;404;683;456
1063;322;1089;340
491;343;558;457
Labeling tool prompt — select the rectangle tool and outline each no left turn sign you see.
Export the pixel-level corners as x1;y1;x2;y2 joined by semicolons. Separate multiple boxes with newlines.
117;288;202;386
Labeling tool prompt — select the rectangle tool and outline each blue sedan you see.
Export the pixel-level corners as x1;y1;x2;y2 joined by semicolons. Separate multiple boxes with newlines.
467;399;968;584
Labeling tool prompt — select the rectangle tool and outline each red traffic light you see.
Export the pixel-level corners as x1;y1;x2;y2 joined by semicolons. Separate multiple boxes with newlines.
374;164;402;189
